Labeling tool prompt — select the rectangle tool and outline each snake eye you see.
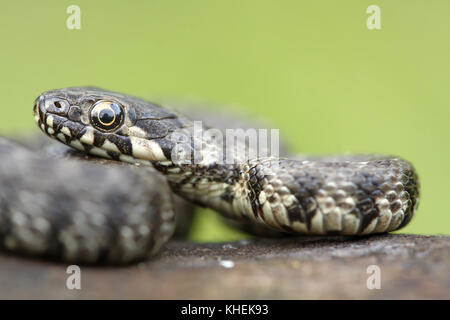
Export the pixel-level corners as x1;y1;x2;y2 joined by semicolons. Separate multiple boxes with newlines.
89;100;124;132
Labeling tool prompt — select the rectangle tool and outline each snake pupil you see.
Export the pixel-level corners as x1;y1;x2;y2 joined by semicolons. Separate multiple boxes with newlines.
99;108;115;125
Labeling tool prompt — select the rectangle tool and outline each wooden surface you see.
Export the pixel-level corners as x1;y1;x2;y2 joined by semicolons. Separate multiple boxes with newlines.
0;234;449;299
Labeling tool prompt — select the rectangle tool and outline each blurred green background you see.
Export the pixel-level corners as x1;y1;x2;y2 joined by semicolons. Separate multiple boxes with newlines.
1;1;448;239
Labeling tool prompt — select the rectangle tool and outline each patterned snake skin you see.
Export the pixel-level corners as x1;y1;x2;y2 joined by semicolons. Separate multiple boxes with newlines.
0;137;175;263
0;87;420;264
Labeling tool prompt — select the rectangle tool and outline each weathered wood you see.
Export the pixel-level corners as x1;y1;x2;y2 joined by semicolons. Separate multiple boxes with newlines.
0;234;448;299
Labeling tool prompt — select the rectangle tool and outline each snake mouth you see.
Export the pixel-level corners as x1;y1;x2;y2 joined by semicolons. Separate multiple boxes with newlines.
35;103;125;162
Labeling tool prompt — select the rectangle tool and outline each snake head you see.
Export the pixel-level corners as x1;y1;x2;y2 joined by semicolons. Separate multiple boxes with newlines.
34;87;181;164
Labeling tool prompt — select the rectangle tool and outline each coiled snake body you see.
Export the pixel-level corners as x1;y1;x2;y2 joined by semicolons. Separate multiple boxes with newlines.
0;87;419;264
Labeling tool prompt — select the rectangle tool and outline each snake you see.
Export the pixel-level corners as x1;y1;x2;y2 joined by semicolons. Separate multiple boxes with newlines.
0;87;420;264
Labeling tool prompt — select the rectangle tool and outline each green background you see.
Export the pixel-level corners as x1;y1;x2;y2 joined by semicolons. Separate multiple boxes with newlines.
1;1;448;239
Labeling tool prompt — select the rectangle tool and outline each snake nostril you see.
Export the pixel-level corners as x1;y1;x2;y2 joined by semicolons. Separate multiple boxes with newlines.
44;98;69;115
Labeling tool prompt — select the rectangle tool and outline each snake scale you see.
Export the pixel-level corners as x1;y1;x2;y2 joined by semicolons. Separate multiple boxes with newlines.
0;87;419;264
